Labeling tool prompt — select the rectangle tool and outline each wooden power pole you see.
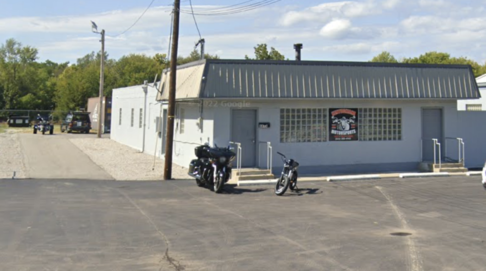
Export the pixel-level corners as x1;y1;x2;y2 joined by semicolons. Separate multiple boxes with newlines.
164;0;180;180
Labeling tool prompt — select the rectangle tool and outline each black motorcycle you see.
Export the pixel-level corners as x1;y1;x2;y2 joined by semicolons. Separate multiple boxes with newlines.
275;152;299;196
188;144;236;193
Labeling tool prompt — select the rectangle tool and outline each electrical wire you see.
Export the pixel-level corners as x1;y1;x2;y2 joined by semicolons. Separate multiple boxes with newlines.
179;0;281;16
115;0;156;37
189;0;202;39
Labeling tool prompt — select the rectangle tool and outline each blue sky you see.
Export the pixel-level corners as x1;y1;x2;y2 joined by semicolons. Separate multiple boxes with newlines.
1;0;486;65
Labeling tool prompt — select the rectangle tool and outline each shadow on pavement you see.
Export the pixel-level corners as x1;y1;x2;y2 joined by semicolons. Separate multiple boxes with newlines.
221;184;268;194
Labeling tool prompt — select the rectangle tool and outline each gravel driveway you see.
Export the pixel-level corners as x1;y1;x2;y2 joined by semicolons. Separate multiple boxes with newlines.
0;129;188;181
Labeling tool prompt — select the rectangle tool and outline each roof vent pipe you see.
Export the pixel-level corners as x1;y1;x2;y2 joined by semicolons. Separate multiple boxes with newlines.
196;38;205;60
294;43;303;61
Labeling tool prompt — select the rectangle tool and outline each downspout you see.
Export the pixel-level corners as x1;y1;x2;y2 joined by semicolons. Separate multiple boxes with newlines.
142;80;148;153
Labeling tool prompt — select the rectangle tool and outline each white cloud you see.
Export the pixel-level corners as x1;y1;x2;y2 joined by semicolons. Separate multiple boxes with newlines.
279;1;379;27
382;0;401;9
319;19;352;39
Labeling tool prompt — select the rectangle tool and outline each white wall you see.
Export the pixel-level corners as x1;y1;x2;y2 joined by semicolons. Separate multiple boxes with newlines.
112;92;483;174
171;102;214;167
111;84;162;156
457;88;486;111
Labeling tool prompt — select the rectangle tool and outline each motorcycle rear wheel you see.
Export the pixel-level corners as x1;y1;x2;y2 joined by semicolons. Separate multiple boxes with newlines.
275;175;290;196
213;174;224;193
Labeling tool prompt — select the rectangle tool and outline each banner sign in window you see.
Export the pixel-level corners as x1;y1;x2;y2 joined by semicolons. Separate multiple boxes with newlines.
329;108;358;141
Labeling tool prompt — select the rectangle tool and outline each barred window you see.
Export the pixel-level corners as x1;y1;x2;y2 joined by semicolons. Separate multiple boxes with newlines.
180;108;185;134
280;108;327;143
139;108;143;128
119;108;122;125
131;108;134;127
358;108;402;141
466;104;482;111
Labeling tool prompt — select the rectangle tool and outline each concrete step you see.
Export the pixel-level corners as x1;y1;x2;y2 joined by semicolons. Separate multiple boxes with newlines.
238;174;275;181
433;163;464;168
420;162;465;172
437;167;468;173
238;169;272;176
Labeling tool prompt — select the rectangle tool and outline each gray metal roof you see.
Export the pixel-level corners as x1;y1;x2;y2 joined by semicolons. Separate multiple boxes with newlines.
157;59;480;100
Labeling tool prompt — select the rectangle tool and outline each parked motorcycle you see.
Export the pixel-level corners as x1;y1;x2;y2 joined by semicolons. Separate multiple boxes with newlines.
188;144;236;193
482;161;486;190
275;152;299;196
33;114;54;135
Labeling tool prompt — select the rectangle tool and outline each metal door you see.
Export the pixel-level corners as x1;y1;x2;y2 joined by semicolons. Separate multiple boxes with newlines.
231;109;257;167
422;108;443;162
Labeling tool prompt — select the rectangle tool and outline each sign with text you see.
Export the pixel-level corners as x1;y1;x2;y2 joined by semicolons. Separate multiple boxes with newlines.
258;122;270;129
329;108;358;141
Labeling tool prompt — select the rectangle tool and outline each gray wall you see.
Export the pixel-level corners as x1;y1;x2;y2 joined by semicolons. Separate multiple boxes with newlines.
451;111;486;168
169;98;468;175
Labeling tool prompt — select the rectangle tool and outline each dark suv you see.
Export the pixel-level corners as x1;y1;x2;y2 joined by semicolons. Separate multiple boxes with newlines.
61;112;91;133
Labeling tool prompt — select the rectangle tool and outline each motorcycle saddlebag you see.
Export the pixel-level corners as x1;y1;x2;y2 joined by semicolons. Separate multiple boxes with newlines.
188;159;204;177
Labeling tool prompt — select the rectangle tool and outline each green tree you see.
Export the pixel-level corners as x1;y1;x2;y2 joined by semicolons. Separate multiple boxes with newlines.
245;44;285;60
370;51;486;77
114;54;164;87
403;52;483;77
0;38;39;110
370;51;398;63
177;50;219;65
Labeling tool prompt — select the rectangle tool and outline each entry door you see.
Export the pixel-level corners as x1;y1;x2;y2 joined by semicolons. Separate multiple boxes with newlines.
161;109;167;155
422;108;443;162
231;109;257;167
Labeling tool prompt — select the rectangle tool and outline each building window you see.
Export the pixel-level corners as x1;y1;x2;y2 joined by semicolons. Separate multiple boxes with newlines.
131;108;134;127
119;108;122;125
280;108;328;143
139;108;143;128
180;108;185;134
466;104;482;111
358;108;402;141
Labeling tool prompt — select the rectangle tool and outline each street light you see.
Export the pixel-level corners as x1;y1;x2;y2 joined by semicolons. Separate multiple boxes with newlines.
91;21;105;138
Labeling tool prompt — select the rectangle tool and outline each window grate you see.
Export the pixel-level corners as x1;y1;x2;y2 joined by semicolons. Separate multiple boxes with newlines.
358;108;401;141
280;108;327;143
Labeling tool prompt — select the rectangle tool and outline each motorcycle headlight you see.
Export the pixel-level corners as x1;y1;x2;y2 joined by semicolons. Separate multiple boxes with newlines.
219;157;227;163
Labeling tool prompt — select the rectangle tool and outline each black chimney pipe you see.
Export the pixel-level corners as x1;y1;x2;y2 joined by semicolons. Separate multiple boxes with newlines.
294;43;303;61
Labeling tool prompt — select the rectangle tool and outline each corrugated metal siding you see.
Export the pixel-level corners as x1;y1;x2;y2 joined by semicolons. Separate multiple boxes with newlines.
201;61;479;99
157;62;205;100
157;60;480;100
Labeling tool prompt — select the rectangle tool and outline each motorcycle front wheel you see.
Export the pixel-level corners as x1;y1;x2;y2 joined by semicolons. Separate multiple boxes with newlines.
195;178;205;187
289;172;298;191
275;175;290;196
213;173;224;193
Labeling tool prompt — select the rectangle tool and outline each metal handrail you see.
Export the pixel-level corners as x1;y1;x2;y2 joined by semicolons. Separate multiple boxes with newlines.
444;137;465;164
432;138;441;169
229;141;242;176
461;138;465;165
258;141;272;172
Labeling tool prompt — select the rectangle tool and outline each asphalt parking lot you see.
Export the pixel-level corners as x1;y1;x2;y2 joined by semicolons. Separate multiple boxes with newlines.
0;175;485;271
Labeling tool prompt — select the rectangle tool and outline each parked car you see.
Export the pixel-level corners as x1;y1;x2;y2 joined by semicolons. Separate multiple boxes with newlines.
61;112;91;133
33;114;54;135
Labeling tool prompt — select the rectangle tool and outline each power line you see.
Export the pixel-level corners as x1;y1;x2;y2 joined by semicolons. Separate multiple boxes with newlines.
115;0;156;37
179;0;281;16
189;0;202;39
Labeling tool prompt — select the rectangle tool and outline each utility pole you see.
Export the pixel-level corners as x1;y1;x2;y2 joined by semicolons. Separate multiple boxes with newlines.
97;29;105;138
164;0;180;180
